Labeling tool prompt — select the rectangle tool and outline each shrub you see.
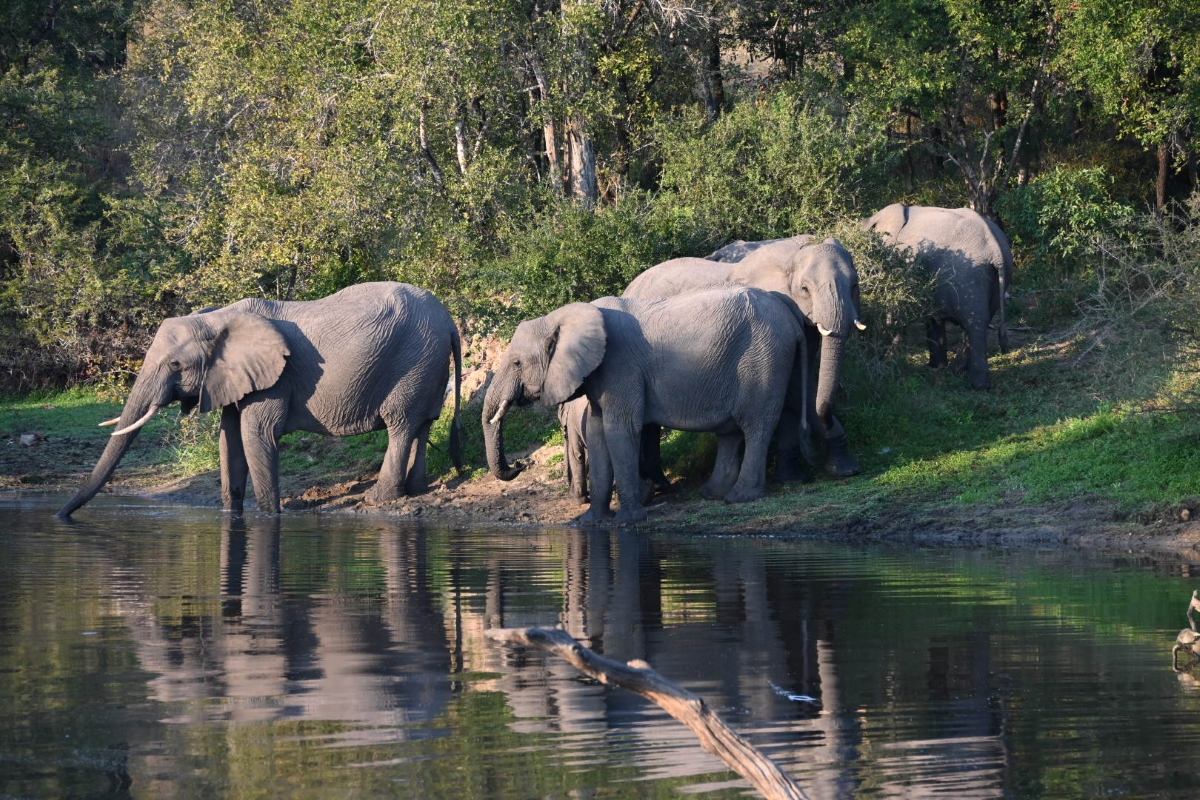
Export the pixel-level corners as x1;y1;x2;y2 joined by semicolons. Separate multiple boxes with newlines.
997;164;1136;284
652;86;897;244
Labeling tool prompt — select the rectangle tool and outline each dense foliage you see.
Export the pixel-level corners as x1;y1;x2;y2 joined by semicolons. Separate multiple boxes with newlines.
2;0;1198;392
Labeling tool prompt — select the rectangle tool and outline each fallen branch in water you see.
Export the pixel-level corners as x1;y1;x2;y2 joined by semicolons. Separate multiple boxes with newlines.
486;626;809;800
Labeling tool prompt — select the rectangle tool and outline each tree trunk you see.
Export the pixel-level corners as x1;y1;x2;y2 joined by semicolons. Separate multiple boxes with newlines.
703;26;724;122
1157;140;1170;213
567;113;597;208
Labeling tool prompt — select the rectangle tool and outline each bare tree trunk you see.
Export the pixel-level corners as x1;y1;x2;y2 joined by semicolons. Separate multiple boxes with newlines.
487;627;810;800
567;113;597;208
1157;140;1170;213
529;60;563;195
703;26;724;122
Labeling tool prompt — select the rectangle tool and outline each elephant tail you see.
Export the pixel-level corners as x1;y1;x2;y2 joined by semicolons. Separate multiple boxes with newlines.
996;253;1011;354
449;325;464;473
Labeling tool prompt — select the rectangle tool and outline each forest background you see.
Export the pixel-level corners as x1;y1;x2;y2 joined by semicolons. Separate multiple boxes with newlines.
4;0;1200;393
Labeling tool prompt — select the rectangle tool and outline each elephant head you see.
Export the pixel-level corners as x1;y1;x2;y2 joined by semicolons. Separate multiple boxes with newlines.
57;309;290;518
483;303;606;482
732;237;863;424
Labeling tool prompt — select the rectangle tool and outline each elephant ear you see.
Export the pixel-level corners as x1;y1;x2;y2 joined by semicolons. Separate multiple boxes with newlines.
862;203;909;236
199;311;290;412
543;303;606;406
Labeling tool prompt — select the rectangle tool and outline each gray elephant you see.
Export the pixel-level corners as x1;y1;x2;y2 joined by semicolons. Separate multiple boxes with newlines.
707;234;812;262
57;282;463;518
483;286;809;523
623;237;863;480
861;204;1013;389
558;395;655;506
558;397;590;505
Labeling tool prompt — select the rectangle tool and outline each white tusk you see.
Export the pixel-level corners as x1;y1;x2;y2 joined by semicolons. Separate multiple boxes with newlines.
98;416;121;427
110;404;161;437
817;324;833;337
854;319;867;331
489;399;511;426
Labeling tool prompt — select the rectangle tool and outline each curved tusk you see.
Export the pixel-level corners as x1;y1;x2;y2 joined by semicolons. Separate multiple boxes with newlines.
111;404;161;437
817;324;833;337
488;399;511;426
98;416;121;427
854;319;867;331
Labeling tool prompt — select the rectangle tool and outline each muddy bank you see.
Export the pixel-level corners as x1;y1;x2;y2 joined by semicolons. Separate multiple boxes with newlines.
10;430;1199;558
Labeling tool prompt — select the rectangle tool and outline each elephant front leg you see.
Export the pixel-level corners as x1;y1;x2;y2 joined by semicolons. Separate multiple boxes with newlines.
605;414;648;524
580;406;615;522
241;407;284;514
219;406;249;513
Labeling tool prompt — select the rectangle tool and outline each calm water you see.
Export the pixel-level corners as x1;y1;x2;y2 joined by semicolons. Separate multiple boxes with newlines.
1;493;1198;799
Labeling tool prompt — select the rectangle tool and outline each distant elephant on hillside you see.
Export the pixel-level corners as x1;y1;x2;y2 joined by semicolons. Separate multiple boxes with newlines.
483;286;810;524
57;282;462;518
624;237;863;481
862;204;1013;389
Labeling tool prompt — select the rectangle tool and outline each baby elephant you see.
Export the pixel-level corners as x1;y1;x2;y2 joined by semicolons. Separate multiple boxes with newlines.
483;286;808;523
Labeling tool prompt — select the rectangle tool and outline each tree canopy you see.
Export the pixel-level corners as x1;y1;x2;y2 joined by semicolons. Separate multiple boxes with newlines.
1;0;1196;391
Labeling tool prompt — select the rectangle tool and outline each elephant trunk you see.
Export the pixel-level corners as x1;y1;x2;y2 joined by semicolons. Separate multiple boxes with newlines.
57;376;165;519
482;374;524;482
815;334;844;427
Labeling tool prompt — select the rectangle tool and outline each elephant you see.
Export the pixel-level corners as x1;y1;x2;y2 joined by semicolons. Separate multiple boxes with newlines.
707;234;812;263
483;286;810;524
558;395;655;507
57;282;463;518
623;237;863;481
558;397;590;505
861;203;1013;389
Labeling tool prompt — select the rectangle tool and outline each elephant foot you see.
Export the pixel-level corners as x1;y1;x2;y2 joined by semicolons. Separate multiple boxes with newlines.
405;476;430;496
365;483;405;505
773;454;813;484
613;505;648;524
700;481;732;500
639;479;657;506
578;506;615;524
967;372;991;390
569;490;590;506
724;484;765;504
824;438;861;478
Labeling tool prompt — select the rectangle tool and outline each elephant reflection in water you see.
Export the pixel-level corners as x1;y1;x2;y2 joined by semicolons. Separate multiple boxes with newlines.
107;517;453;730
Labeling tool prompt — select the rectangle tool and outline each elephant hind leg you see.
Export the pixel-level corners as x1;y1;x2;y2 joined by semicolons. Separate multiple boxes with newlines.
368;418;416;504
725;426;771;504
701;433;742;499
404;419;434;496
926;316;949;368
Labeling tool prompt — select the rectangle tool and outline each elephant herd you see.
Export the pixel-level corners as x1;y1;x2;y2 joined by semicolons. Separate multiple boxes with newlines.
56;204;1014;524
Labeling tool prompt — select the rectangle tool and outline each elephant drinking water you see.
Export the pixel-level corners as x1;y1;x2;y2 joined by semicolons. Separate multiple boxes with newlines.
57;282;463;518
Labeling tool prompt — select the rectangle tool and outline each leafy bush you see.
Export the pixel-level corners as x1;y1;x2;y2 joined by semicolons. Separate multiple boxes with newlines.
997;164;1136;283
489;191;704;320
652;86;897;244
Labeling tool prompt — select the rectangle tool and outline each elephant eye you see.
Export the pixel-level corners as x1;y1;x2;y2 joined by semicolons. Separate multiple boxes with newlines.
168;359;182;372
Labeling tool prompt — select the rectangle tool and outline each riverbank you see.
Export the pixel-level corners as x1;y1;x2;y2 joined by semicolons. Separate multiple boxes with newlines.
5;318;1200;557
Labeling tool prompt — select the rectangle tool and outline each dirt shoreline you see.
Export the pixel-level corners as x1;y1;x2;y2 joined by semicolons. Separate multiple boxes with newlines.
13;436;1200;559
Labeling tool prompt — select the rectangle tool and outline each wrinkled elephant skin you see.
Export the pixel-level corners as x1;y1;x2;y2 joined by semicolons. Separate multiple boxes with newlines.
58;282;462;518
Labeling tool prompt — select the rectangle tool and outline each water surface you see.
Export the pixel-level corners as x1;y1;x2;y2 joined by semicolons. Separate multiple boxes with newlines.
1;493;1198;798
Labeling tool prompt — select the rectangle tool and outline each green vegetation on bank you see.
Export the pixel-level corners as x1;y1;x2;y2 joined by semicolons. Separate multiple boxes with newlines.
3;0;1200;522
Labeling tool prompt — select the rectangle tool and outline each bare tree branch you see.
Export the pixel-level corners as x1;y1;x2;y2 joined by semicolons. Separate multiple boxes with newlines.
486;626;810;800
